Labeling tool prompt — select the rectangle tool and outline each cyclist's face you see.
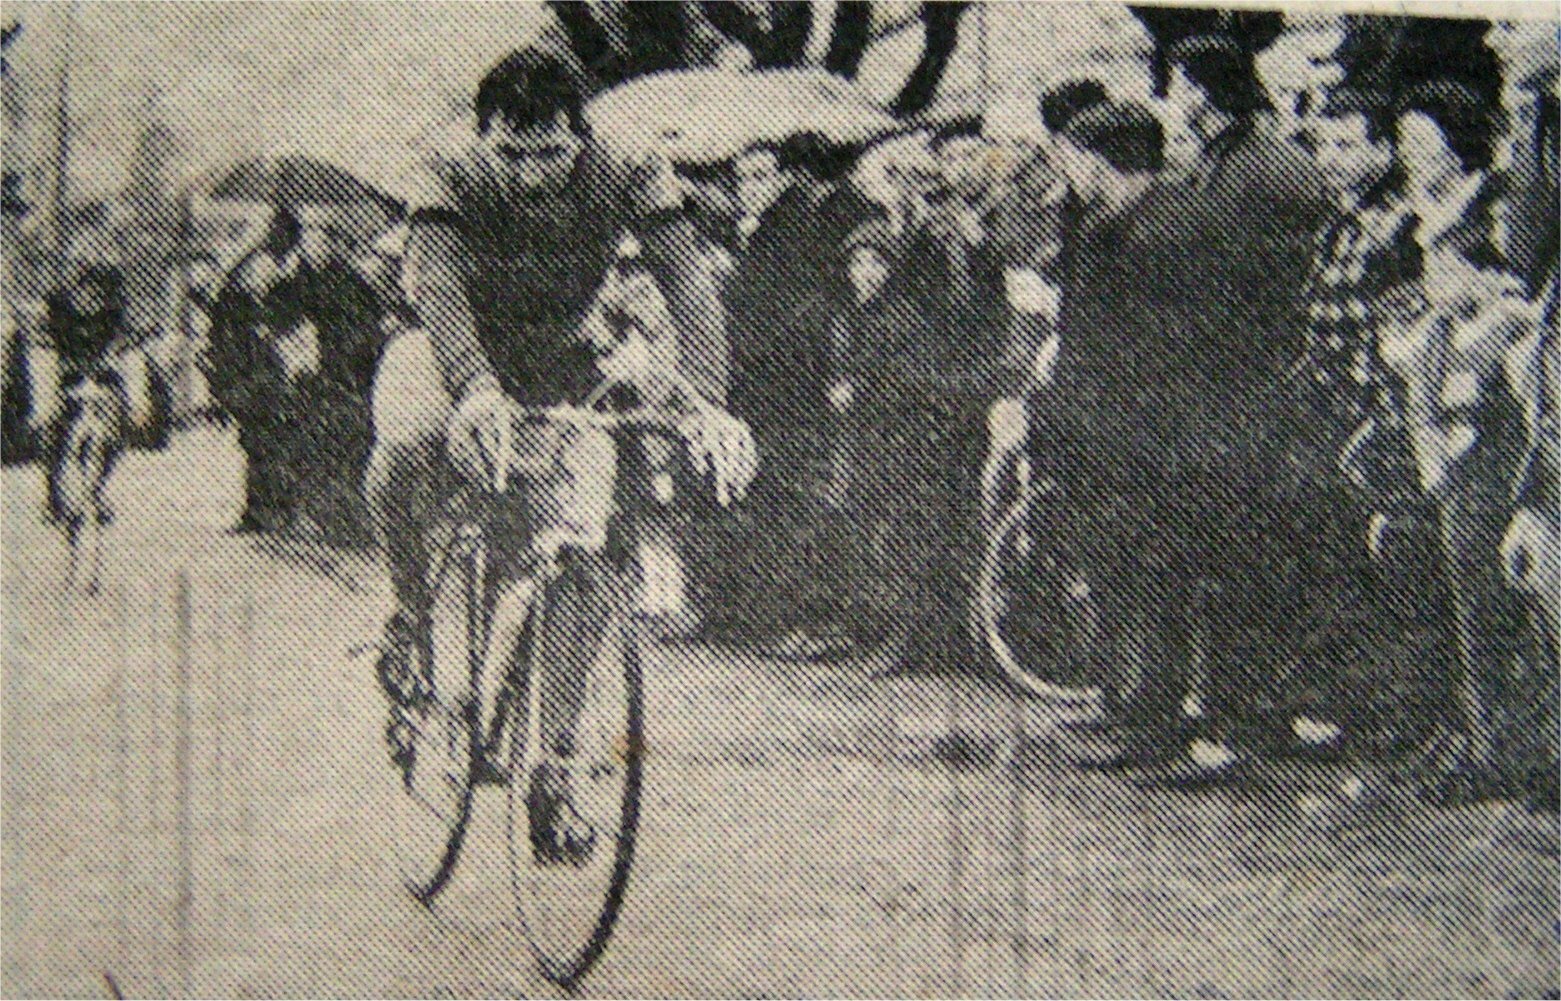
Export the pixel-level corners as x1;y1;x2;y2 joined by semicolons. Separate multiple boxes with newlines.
480;111;584;194
69;279;107;315
733;149;787;219
298;224;334;269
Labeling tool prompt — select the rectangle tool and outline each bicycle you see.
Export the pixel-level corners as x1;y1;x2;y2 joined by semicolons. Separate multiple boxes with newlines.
382;374;752;986
972;445;1104;710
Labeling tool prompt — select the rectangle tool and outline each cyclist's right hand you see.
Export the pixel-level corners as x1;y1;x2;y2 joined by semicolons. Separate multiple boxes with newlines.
447;380;523;489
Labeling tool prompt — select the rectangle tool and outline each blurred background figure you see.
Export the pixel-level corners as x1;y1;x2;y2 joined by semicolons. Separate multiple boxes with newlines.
268;207;386;546
46;263;126;388
203;207;302;534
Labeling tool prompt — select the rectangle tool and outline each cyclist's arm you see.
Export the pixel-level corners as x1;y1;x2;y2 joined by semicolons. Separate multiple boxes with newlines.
404;213;502;401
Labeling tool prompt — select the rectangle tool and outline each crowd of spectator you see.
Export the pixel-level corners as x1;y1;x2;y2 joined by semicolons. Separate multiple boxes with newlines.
635;12;1555;805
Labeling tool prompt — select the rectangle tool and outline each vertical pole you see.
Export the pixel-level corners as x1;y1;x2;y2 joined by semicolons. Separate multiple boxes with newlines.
173;192;197;421
50;1;76;287
978;2;989;105
239;585;256;946
173;571;193;997
943;684;967;996
113;587;129;969
1005;687;1029;997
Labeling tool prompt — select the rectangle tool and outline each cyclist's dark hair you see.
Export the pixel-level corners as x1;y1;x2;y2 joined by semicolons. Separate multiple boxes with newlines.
1040;79;1109;134
1168;34;1271;118
259;207;302;258
475;47;588;136
1062;101;1165;174
72;264;125;313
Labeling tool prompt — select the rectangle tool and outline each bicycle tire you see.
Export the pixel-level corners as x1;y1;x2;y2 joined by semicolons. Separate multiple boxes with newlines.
975;490;1102;706
506;552;644;987
388;526;491;904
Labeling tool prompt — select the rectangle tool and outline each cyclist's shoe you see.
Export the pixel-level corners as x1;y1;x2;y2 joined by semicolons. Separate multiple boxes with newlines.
373;611;429;782
374;610;428;709
527;763;598;867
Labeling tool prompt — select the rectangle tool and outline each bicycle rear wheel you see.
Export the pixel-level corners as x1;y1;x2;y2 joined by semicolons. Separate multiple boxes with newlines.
385;524;489;903
975;482;1102;708
507;552;644;987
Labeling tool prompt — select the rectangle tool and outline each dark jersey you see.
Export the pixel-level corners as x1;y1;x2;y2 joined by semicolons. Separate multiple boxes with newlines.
403;144;621;406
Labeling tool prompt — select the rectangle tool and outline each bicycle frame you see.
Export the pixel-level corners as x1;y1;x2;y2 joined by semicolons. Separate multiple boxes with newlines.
438;394;701;770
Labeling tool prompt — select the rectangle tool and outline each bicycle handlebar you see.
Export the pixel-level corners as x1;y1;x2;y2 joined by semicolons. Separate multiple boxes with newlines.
485;372;730;495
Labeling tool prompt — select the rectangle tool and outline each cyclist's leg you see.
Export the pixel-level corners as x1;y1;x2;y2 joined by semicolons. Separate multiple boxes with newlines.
527;424;619;760
366;328;455;621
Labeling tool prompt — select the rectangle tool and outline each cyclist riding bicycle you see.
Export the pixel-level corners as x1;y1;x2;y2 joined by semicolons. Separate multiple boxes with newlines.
368;47;752;865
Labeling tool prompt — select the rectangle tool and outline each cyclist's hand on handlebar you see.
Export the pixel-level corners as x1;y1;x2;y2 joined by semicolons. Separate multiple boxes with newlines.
681;409;757;508
447;381;523;489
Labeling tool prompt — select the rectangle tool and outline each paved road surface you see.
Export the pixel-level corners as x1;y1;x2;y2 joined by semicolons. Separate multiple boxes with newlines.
4;427;1557;997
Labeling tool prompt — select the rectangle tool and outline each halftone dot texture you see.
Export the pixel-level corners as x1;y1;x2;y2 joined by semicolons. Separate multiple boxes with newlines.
3;3;1558;997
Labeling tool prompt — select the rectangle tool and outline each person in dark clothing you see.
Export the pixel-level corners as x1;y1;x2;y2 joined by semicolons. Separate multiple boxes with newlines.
909;127;1012;351
1283;87;1449;758
268;216;386;546
1053;41;1334;781
203;209;302;533
1034;102;1178;731
47;265;126;383
827;220;969;668
714;140;861;651
842;197;1050;672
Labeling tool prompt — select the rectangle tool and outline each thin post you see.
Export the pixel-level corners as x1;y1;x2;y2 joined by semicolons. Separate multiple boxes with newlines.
1005;685;1029;997
50;1;76;286
173;572;193;997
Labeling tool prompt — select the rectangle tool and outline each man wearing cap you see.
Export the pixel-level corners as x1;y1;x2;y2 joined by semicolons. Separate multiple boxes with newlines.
1015;101;1175;739
1108;33;1332;781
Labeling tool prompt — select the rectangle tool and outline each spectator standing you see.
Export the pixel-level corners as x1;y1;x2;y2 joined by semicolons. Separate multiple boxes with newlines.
915;127;1010;348
1377;81;1536;798
714;140;850;652
1035;102;1179;739
1062;37;1333;780
204;208;301;533
1287;87;1445;756
268;209;387;546
828;220;949;665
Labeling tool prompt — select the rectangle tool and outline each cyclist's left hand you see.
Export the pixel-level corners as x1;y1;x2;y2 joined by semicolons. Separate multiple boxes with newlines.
681;408;757;508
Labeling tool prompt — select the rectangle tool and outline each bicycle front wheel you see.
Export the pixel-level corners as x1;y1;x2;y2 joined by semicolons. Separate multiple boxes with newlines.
386;524;489;903
506;551;644;987
975;485;1103;707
